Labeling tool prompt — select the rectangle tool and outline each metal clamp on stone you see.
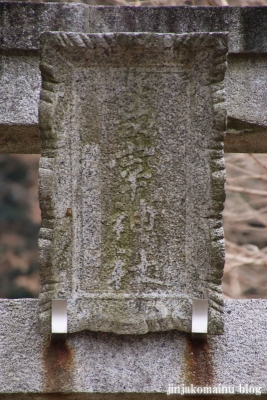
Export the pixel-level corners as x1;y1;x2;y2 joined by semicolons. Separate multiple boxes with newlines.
191;298;208;341
51;299;67;343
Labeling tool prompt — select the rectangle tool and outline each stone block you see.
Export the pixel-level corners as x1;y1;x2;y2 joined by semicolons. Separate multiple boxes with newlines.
224;54;267;153
86;6;267;153
1;4;267;153
0;3;87;51
0;54;40;126
86;6;267;54
0;299;267;396
0;2;87;153
38;32;227;335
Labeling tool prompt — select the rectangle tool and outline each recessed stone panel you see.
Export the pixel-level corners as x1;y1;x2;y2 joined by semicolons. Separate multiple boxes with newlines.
38;32;227;335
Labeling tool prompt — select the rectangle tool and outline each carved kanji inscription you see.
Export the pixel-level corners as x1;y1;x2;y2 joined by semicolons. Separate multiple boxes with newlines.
38;32;227;334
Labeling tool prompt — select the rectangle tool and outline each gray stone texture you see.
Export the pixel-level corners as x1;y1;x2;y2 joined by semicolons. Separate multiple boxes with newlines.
0;3;87;51
38;31;227;336
86;6;267;54
0;54;40;126
2;4;267;153
0;4;267;398
0;2;87;153
1;4;267;55
86;6;267;153
0;299;267;395
224;54;267;153
0;50;41;153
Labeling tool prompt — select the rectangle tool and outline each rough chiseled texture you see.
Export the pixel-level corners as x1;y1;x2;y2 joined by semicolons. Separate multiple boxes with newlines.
38;32;227;335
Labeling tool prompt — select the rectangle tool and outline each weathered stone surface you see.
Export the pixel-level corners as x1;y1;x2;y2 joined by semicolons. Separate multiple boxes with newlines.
0;2;87;153
86;7;267;154
0;53;40;150
0;54;40;125
224;54;267;153
0;299;267;395
2;4;267;54
1;4;267;154
0;3;87;51
38;32;227;335
86;6;267;54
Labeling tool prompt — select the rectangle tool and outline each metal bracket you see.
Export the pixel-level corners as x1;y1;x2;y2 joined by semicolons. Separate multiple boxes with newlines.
191;298;208;341
51;299;67;343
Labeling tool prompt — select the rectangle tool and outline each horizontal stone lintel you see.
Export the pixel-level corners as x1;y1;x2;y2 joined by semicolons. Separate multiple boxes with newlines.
0;299;267;394
2;4;267;54
87;5;267;55
2;4;267;154
0;3;87;51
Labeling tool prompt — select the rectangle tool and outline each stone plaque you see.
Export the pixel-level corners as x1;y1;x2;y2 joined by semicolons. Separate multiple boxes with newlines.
38;32;227;335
